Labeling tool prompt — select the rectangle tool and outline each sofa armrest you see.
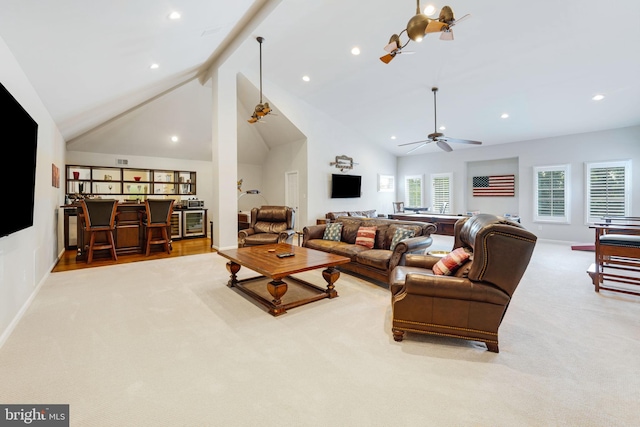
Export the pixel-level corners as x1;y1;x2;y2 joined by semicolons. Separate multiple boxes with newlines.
238;228;255;238
405;253;441;269
302;225;326;245
388;235;434;271
277;229;296;244
403;273;510;304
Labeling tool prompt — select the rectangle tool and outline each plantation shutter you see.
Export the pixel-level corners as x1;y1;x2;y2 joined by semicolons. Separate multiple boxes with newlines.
432;175;451;213
588;165;627;219
404;176;422;207
537;170;565;217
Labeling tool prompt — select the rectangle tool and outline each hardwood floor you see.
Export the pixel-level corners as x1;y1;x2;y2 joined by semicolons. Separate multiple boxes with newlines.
52;237;217;272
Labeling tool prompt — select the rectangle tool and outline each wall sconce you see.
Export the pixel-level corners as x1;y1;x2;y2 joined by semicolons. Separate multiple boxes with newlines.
330;155;358;172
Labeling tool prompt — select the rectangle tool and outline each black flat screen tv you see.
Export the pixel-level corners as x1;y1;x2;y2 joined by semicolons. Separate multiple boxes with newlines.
331;173;361;198
0;82;38;238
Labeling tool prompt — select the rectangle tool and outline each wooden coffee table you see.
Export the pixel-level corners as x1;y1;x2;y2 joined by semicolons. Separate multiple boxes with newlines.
217;243;350;316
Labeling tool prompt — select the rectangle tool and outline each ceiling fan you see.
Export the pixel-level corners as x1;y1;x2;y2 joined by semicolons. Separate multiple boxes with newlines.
380;2;470;64
247;36;274;124
398;87;482;154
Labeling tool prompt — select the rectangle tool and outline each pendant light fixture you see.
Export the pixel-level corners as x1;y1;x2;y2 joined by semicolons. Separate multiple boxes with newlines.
247;36;272;124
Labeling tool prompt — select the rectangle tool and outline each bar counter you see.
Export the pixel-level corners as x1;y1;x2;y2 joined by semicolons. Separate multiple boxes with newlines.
63;202;147;261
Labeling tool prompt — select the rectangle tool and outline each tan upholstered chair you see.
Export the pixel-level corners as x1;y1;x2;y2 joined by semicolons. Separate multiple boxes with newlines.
238;206;295;248
389;214;537;352
80;199;119;263
141;199;174;255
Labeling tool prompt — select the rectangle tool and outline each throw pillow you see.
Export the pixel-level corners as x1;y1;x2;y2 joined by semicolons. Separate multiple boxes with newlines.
323;222;343;241
432;247;471;276
389;228;416;251
355;226;377;249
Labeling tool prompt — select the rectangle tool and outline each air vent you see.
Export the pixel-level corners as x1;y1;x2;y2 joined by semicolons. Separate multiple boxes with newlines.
116;158;129;165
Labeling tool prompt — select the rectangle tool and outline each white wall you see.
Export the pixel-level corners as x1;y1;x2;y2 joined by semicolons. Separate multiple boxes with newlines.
397;125;640;243
256;78;398;226
466;157;519;215
237;163;265;212
0;37;66;344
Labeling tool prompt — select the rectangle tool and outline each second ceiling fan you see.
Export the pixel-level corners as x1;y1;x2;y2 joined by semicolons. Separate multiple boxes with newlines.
399;87;482;154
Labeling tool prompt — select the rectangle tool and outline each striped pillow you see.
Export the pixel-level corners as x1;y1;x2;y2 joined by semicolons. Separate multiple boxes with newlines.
355;226;377;248
433;247;471;276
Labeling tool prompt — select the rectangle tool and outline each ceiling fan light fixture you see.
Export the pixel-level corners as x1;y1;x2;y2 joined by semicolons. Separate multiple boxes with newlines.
407;14;430;42
248;36;273;124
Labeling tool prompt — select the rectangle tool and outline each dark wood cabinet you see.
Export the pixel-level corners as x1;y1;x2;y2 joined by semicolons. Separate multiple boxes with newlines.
114;205;143;254
65;165;196;197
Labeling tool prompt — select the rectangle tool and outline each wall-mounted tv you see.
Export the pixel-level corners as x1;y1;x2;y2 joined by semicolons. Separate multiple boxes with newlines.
0;83;38;238
331;173;361;198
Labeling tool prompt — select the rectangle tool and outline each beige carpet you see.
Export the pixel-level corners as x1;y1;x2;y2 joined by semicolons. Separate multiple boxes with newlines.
1;236;639;426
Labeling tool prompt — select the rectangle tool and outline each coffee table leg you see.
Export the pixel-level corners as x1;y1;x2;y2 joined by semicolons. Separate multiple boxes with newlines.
267;279;288;316
322;267;340;298
226;261;241;287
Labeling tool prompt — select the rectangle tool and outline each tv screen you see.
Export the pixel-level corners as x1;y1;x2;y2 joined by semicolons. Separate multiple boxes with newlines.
0;83;38;237
331;174;361;198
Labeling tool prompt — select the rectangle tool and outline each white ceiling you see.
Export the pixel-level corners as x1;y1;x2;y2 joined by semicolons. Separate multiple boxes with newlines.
2;0;639;162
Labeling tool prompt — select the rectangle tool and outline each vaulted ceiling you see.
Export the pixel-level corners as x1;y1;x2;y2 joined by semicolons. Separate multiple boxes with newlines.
2;0;639;163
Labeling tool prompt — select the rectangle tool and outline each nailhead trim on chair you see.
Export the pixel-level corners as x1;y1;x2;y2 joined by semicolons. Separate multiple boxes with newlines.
394;326;499;345
479;231;537;279
394;318;498;337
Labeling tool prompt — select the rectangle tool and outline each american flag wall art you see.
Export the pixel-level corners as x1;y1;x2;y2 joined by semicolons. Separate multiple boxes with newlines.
472;175;515;197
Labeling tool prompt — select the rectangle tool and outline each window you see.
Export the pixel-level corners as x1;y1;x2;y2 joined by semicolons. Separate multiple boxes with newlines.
404;175;423;208
378;174;394;192
534;165;570;223
431;173;452;214
585;160;631;223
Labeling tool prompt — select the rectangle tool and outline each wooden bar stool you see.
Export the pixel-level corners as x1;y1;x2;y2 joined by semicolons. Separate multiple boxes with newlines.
80;199;119;264
142;199;174;256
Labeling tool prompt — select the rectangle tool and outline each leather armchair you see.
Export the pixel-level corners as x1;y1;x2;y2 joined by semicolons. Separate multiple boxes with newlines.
389;213;537;352
238;206;295;248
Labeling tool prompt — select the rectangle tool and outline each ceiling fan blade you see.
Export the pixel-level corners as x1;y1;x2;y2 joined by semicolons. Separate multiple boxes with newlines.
450;14;471;26
380;53;394;64
406;143;429;154
436;140;453;152
440;30;454;41
425;21;447;33
398;139;430;147
443;137;483;145
383;41;398;53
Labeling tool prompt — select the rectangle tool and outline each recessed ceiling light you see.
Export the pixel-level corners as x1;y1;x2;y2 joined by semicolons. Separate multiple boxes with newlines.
302;75;310;82
439;126;446;131
150;63;159;69
592;94;605;101
423;4;436;16
168;11;181;20
351;47;361;55
500;113;509;119
391;136;396;140
171;136;179;142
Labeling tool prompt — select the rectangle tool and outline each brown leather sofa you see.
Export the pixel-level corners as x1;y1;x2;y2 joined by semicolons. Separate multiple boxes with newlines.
238;206;295;247
303;216;436;284
389;213;537;353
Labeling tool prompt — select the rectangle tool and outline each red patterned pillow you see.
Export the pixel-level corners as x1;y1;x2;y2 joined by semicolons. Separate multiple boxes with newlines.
433;247;471;276
355;226;377;249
